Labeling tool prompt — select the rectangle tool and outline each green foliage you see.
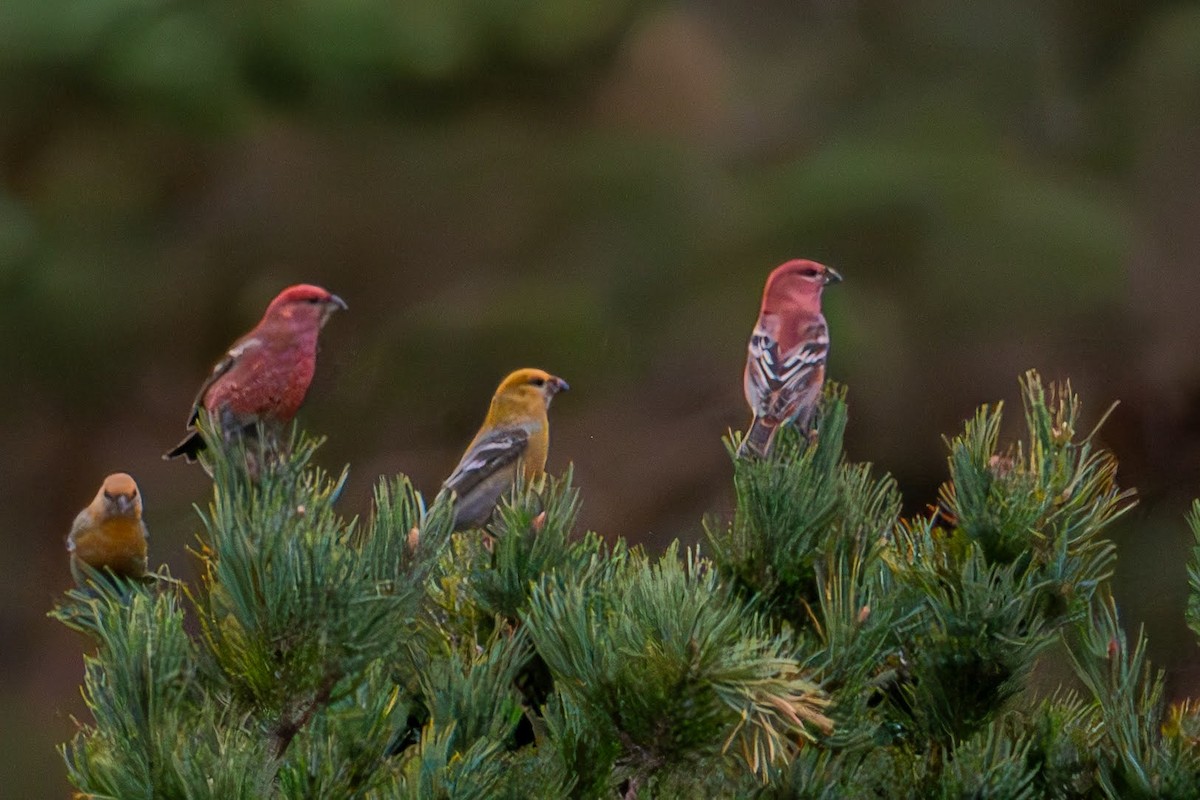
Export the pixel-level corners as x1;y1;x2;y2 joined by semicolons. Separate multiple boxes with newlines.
1015;692;1101;799
936;723;1037;800
397;725;508;800
276;665;411;799
872;372;1135;755
54;579;272;799
525;542;830;786
464;468;591;622
197;429;447;758
51;372;1200;798
541;692;622;798
708;384;902;631
1185;501;1200;641
888;533;1055;745
936;372;1129;619
418;628;530;753
758;748;886;800
1063;597;1200;798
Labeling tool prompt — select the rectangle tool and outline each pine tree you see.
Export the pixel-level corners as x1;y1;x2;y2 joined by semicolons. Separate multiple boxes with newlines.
52;372;1200;798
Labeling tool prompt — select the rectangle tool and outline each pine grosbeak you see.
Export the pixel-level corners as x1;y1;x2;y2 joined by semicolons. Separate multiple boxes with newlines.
740;259;841;458
164;284;346;461
443;368;569;531
67;472;148;586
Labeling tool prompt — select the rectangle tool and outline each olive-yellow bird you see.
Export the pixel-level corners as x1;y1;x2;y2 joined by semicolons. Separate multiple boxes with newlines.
443;368;569;531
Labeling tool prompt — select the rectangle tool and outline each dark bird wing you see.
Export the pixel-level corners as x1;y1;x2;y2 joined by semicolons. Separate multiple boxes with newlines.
164;337;261;461
444;427;529;497
443;426;530;530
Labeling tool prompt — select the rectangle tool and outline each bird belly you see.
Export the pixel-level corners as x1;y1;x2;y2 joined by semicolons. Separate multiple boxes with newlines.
215;353;316;426
522;432;549;480
72;519;147;576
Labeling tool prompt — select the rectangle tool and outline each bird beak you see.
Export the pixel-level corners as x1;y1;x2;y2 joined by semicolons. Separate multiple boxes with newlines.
113;495;134;515
824;267;843;285
319;294;347;327
550;377;569;395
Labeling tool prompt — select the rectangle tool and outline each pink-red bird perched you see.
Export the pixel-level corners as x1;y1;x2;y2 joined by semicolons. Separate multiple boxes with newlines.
740;259;842;458
164;284;347;462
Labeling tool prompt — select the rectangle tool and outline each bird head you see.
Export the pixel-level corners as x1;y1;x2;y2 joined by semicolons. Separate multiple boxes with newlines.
98;472;143;519
263;284;348;328
493;368;570;414
761;260;841;314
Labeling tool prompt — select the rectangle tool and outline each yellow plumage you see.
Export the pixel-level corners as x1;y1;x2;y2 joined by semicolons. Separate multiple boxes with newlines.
444;368;569;530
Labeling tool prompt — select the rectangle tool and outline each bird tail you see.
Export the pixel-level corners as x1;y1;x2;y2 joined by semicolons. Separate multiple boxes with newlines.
163;431;205;462
738;417;777;459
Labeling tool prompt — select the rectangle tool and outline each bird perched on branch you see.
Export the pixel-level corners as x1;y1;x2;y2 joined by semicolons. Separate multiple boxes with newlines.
164;284;346;462
67;473;148;586
443;368;569;531
740;259;841;458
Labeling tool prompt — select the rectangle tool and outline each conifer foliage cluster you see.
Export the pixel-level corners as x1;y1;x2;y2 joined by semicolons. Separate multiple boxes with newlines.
53;372;1200;798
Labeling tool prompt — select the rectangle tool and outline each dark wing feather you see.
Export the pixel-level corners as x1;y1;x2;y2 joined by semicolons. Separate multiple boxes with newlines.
164;339;257;461
443;427;529;498
183;337;261;426
746;318;828;421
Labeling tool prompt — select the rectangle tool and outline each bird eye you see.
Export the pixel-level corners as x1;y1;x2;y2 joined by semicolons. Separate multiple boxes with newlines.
306;297;322;304
530;377;546;387
803;269;819;277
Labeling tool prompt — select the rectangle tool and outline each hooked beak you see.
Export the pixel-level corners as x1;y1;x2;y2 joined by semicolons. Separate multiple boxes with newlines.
824;267;843;285
319;294;347;327
541;376;568;410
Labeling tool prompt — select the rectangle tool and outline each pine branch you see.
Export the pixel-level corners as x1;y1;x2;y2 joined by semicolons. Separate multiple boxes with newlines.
50;372;1192;798
269;669;340;759
707;385;850;624
417;627;531;753
1061;595;1200;797
525;543;830;787
277;664;412;798
191;427;453;763
1185;501;1200;642
1015;690;1102;798
469;467;589;622
936;371;1132;622
938;720;1037;799
52;577;274;798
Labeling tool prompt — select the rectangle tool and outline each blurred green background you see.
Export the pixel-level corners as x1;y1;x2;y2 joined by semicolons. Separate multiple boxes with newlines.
5;0;1200;795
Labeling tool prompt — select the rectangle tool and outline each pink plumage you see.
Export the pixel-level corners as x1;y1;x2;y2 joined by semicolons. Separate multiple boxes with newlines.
740;260;841;458
165;284;347;462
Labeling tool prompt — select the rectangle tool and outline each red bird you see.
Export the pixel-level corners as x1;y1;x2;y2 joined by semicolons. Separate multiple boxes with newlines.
165;284;347;462
740;260;841;458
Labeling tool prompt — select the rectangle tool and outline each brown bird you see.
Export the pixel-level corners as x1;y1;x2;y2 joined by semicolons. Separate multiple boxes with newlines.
165;283;347;462
67;473;148;586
